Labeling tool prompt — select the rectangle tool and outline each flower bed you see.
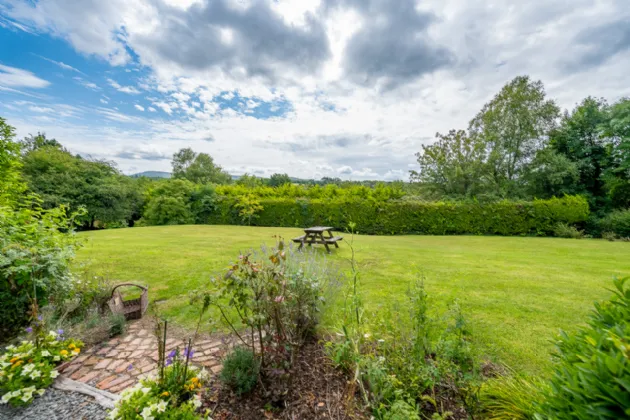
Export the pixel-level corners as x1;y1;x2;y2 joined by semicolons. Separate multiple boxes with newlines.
0;330;83;406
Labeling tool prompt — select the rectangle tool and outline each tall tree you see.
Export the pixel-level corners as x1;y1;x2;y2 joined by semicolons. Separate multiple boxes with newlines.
469;76;560;194
410;129;487;197
20;132;64;154
171;148;232;184
267;173;291;187
549;97;611;207
0;117;23;202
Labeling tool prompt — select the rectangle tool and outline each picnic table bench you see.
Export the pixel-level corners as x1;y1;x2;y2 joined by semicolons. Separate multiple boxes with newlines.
292;226;343;253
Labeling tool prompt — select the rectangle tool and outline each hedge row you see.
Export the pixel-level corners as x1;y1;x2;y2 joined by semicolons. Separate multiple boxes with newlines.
208;195;589;236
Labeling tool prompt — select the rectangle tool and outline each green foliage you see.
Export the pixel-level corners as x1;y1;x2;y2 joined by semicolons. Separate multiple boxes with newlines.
171;147;231;185
0;196;83;336
108;313;127;337
208;195;589;236
599;208;630;237
383;399;421;420
233;194;263;225
553;222;584;239
411;129;487;197
220;346;260;395
267;173;291;187
524;148;580;198
0;117;25;204
536;277;630;419
479;374;548;420
141;179;195;225
0;331;83;406
21;146;141;228
235;173;263;188
469;75;561;192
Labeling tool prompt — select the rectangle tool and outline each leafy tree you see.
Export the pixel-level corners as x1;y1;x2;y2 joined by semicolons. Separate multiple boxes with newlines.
140;179;195;225
190;184;218;224
549;97;611;208
0;117;24;203
171;147;232;184
20;132;64;154
22;146;141;228
236;173;263;188
523;148;580;198
410;129;487;197
267;173;291;187
469;76;560;194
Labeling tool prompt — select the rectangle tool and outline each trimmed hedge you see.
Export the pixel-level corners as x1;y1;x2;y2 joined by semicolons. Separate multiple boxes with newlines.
208;195;589;236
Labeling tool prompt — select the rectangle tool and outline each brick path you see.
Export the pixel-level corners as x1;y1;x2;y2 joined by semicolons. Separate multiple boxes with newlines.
58;321;226;393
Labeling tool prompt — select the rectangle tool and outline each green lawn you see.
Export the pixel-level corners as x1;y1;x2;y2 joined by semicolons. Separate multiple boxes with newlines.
75;225;630;376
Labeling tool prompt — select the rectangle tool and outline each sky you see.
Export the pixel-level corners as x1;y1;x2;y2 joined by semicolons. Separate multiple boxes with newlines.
0;0;629;180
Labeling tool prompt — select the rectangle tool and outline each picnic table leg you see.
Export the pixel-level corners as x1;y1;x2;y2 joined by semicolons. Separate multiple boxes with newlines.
326;230;340;248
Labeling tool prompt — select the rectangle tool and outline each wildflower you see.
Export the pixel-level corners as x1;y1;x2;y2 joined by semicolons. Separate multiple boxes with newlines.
68;343;76;350
11;361;23;369
38;315;43;321
156;400;168;413
48;331;58;338
53;356;60;362
25;327;33;333
60;350;68;356
37;389;45;396
107;408;119;419
192;394;202;409
72;348;80;355
57;329;64;336
50;370;59;379
184;347;194;359
127;364;133;371
160;391;169;397
167;349;177;359
165;358;172;367
1;392;13;404
29;370;41;380
140;406;154;420
20;394;31;403
141;387;151;394
9;357;19;364
41;350;51;357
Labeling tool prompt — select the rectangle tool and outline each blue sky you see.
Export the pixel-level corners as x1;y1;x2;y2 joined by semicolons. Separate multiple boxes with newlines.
1;0;629;179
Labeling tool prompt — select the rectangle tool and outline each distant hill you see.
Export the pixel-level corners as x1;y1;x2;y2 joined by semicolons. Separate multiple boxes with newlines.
130;171;171;179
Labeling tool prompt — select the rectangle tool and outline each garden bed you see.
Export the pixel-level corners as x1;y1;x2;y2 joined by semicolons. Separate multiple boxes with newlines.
203;339;367;419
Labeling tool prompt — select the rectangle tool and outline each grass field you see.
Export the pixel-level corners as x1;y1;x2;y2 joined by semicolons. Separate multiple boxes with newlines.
75;225;630;376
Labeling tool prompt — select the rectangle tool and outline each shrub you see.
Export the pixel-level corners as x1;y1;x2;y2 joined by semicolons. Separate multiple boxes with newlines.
536;277;630;419
0;197;83;337
602;231;617;241
0;328;83;407
599;209;630;238
553;222;584;239
383;399;421;420
208;195;589;236
108;313;127;337
220;347;260;395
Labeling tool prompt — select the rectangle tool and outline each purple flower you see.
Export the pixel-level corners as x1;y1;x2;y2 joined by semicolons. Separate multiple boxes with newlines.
184;347;194;359
25;327;33;333
165;358;173;367
57;329;64;336
127;364;133;371
37;315;43;321
167;349;177;359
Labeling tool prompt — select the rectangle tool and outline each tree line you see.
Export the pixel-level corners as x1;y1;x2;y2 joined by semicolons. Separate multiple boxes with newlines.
411;76;630;220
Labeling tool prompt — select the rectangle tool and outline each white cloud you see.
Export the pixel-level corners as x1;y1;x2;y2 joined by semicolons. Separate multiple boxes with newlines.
73;76;101;91
3;0;630;180
100;98;108;104
37;55;85;74
134;104;145;111
0;65;50;88
107;78;141;94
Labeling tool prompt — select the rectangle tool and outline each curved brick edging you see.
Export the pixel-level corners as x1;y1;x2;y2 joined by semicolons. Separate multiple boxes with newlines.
58;321;226;393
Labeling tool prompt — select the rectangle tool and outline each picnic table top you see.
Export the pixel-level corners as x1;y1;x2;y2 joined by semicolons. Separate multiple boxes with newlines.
303;226;335;233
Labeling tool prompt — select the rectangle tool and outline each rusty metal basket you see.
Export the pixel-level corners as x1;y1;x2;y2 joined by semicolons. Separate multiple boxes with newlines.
107;283;149;320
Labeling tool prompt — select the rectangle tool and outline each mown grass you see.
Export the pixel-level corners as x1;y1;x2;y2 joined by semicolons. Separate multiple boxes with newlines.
74;225;630;376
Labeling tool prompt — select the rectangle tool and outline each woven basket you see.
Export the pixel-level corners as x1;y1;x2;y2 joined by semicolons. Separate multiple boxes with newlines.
107;283;149;321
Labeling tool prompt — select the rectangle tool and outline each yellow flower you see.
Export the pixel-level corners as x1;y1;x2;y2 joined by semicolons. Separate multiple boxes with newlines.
9;357;19;364
11;361;23;369
68;343;76;350
72;348;80;355
60;350;68;356
161;391;169;397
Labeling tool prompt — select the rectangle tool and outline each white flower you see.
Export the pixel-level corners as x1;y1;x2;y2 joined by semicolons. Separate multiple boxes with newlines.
141;387;151;395
192;395;202;409
20;394;32;403
1;392;12;404
53;355;60;362
108;408;119;419
50;370;59;379
140;406;154;420
198;368;210;381
6;345;15;350
0;362;10;369
29;370;41;380
23;387;36;393
21;363;35;375
156;400;167;413
37;389;45;396
48;331;58;338
41;350;51;357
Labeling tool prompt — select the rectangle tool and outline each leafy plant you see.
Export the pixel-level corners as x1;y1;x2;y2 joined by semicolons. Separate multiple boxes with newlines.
108;313;127;337
479;374;548;420
553;222;584;239
0;322;83;407
599;209;630;238
602;231;617;241
220;346;260;395
233;194;263;225
535;277;630;419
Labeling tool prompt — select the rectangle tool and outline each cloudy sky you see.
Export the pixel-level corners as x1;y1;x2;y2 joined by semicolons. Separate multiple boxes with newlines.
0;0;629;180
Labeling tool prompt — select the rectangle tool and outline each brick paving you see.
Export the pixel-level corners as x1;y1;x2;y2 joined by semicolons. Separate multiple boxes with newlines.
58;321;227;393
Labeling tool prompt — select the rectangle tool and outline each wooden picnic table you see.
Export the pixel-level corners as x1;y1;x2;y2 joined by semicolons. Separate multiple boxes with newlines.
292;226;343;253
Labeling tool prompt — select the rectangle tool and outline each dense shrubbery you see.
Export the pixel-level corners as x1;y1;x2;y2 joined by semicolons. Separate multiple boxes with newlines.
206;195;589;236
599;208;630;238
0;197;83;336
536;277;630;419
